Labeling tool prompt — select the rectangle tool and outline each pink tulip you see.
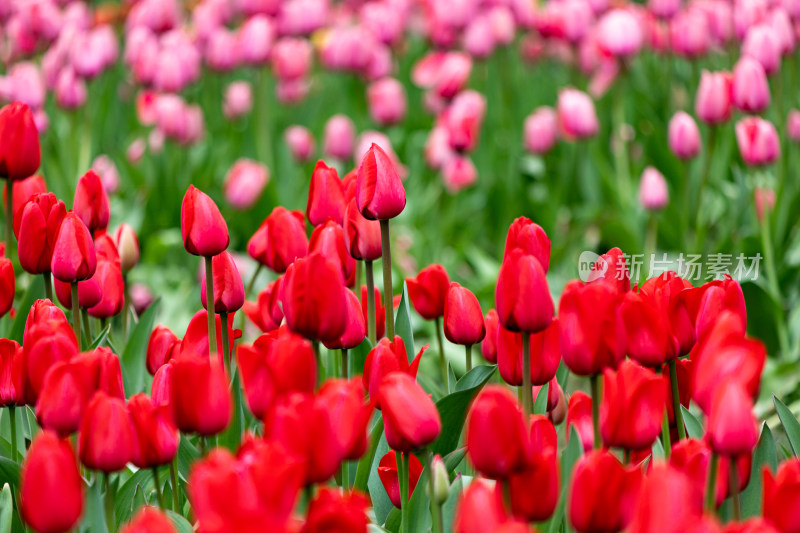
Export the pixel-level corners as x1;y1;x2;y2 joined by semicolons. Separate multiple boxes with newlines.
767;8;795;55
557;88;599;140
742;24;782;74
238;15;275;65
736;116;780;166
367;78;407;127
284;126;315;163
670;8;711;58
462;15;496;59
695;70;733;125
55;68;87;110
649;0;681;19
91;155;120;195
732;57;770;114
638;167;669;211
754;187;776;222
223;159;269;210
323;115;356;161
223;81;253;120
441;156;477;194
668;111;701;160
524;107;558;155
271;38;312;80
596;9;643;57
787;110;800;142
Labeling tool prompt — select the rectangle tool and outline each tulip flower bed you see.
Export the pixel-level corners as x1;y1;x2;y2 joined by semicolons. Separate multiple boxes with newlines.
4;0;800;532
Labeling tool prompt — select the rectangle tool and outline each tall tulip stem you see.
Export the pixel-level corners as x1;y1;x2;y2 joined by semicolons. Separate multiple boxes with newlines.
104;473;115;533
705;452;719;513
152;467;166;510
43;272;53;301
169;459;180;512
661;410;671;459
220;311;230;375
355;260;362;303
4;184;11;258
8;407;17;464
668;360;686;440
759;208;790;358
521;333;533;417
205;256;216;362
435;318;448;389
694;126;716;252
730;459;741;520
71;282;81;345
81;309;92;345
465;344;473;372
366;260;377;345
590;374;601;450
427;451;444;533
612;77;631;206
398;450;409;533
379;220;394;339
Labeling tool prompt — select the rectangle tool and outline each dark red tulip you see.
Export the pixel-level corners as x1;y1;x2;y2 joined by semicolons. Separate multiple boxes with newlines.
3;174;46;237
380;372;442;453
307;160;346;226
146;325;181;376
78;390;135;472
466;385;529;479
482;309;499;363
707;379;758;456
20;432;83;533
569;450;642;533
0;339;24;406
302;487;370;533
600;360;666;451
247;206;308;274
170;354;231;436
50;211;97;283
323;289;366;350
356;143;406;220
87;258;125;319
627;465;703;533
120;507;177;533
282;252;348;342
496;248;553;333
17;193;66;274
0;257;12;318
509;415;560;522
242;278;284;333
73;170;110;232
406;264;450;320
378;451;424;508
309;220;355;286
685;275;746;341
344;198;382;261
181;185;229;257
35;360;95;436
128;393;179;469
497;318;560;387
504;217;551;272
318;378;374;460
361;284;386;339
0;102;41;181
363;336;426;405
586;247;631;294
558;280;625;376
763;458;800;533
444;282;486;346
566;391;595;453
200;251;245;313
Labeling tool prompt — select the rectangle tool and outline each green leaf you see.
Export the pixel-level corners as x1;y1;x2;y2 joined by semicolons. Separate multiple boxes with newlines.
121;300;160;397
740;423;777;518
681;406;704;440
441;474;463;533
773;395;800;456
0;484;12;533
447;363;457;395
547;425;584;533
367;433;393;526
165;511;193;533
556;361;569;392
431;365;496;457
534;382;549;415
393;282;416;363
0;459;19;491
651;436;665;461
89;325;112;350
354;416;383;493
7;277;44;343
80;478;108;533
114;469;153;526
443;447;466;473
219;372;244;451
177;437;199;482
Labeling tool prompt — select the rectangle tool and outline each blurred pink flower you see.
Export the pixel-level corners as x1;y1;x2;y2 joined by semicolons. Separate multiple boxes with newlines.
271;38;313;80
367;78;407;127
668;111;701;160
732;56;770;114
284;125;315;163
557;88;599;140
92;155;120;196
523;107;558;155
223;81;253;120
596;9;644;58
224;159;270;210
695;70;733;125
54;67;87;110
742;24;782;74
638;167;669;211
238;15;275;65
442;155;478;194
735;116;780;166
323;115;356;160
787;109;800;142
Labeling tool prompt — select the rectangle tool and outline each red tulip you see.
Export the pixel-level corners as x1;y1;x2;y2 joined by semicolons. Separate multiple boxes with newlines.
495;249;553;334
724;519;781;533
344;198;382;261
569;450;642;533
600;360;666;451
181;309;240;367
73;170;110;232
309;220;356;286
356;143;406;220
146;325;180;376
454;480;520;533
508;415;560;522
497;319;560;387
51;211;97;282
318;378;374;460
23;308;78;403
54;274;102;310
87;258;125;319
150;364;172;408
242;278;284;333
444;282;486;346
282;252;348;342
35;360;95;436
78;390;135;472
323;289;366;350
307;160;346;226
181;185;229;257
566;391;595;453
627;465;703;533
128;393;179;469
361;284;386;339
466;385;529;479
482;309;499;363
707;379;758;456
586;247;631;294
302;487;370;533
0;102;41;181
170;354;231;436
3;174;46;236
17;192;66;274
20;432;83;533
686;275;746;341
504;217;551;272
0;257;12;318
247;206;308;273
763;458;800;533
406;264;450;320
120;507;177;533
377;451;424;508
670;438;751;509
73;347;125;400
200;251;245;313
380;372;442;453
0;339;24;406
559;280;625;376
363;336;425;405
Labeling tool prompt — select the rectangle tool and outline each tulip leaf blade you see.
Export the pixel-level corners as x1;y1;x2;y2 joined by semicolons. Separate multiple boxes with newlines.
455;364;496;392
394;282;416;364
80;477;108;533
773;395;800;456
740;422;777;518
443;447;466;473
0;458;19;490
354;416;383;492
166;511;193;533
546;425;584;533
176;437;200;483
6;276;44;343
447;363;456;395
120;298;160;397
89;325;111;350
0;484;12;533
218;371;245;452
534;382;550;415
113;469;153;526
680;406;704;439
441;474;464;533
367;432;393;526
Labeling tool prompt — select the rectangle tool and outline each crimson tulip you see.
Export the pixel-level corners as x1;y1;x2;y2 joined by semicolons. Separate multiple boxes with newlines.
361;284;386;339
504;217;551;271
378;451;424;508
508;415;560;522
0;102;41;181
707;379;758;456
307;160;346;226
247;206;308;273
128;393;179;469
170;354;231;436
482;309;499;364
73;169;110;232
406;264;450;320
120;507;177;533
444;282;486;347
181;309;241;366
17;192;66;275
54;275;101;310
303;487;370;533
309;220;355;286
35;360;95;436
318;378;374;460
586;247;631;294
74;347;125;400
323;289;366;350
78;390;135;472
670;438;751;509
686;275;746;341
20;432;83;533
497;318;560;387
363;336;425;405
0;339;23;406
0;257;12;318
495;248;553;334
380;372;442;452
4;174;46;236
200;251;245;313
724;519;781;533
627;465;703;533
181;185;229;257
566;391;595;454
51;211;97;282
87;258;125;319
763;458;800;533
242;278;284;333
356;143;406;220
23;307;78;403
146;325;181;376
454;480;521;533
344;198;382;261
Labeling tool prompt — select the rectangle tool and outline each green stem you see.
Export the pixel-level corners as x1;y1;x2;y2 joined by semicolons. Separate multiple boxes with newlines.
694;126;716;252
169;459;180;512
624;449;631;465
355;260;362;303
730;458;741;521
121;275;129;341
255;68;275;171
521;333;533;417
342;348;349;380
8;407;17;464
705;452;719;513
379;220;394;339
435;318;448;389
312;341;321;387
4;183;11;258
644;214;658;281
668;360;686;441
43;272;53;302
612;77;631;206
465;344;472;372
398;451;409;533
81;308;92;344
661;409;671;459
205;256;217;362
152;468;165;510
365;260;377;344
427;451;444;533
220;311;230;376
71;282;81;346
238;264;262;332
104;473;115;533
590;374;601;450
760;209;790;358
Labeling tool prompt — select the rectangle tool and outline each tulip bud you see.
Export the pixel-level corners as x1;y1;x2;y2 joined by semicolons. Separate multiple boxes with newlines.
380;372;442;453
87;259;125;319
441;155;478;193
742;24;781;74
754;187;776;223
509;415;560;522
407;264;450;321
787;110;800;142
146;325;180;376
307;161;346;227
120;507;177;533
762;458;800;532
171;355;232;436
557;88;599;140
668;111;701;160
51;211;97;282
587;247;631;294
284;125;315;163
344;198;382;261
377;451;424;508
356;143;406;220
0;102;41;181
443;91;486;153
36;360;95;436
73;170;110;232
596;9;643;57
309;221;355;286
128;393;179;469
323;115;356;160
453;480;517;533
3;174;47;236
496;248;554;333
523;107;558;155
0;258;12;319
481;309;500;364
497;319;561;386
707;379;758;456
638;166;669;211
443;282;486;346
79;391;135;472
566;391;595;453
304;487;371;533
430;454;450;504
114;223;140;273
367;78;407;126
0;339;24;406
223;81;253;120
695;71;733;125
732;57;770;113
243;278;284;333
247;206;308;273
736;116;780;166
200;251;245;314
20;432;83;533
627;465;702;533
180;185;229;257
223;159;268;210
363;336;425;405
504;217;551;271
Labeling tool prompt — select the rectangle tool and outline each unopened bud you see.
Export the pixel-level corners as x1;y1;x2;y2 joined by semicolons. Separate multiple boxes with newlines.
430;454;450;505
